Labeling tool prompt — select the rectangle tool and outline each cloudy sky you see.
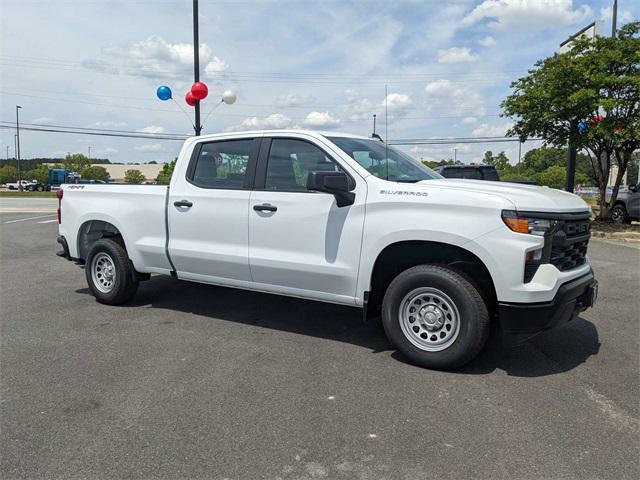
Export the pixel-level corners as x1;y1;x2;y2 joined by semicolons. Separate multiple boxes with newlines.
0;0;637;164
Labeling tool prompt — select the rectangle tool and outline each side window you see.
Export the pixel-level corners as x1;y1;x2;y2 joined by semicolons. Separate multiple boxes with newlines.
189;139;253;189
265;139;342;191
483;168;500;181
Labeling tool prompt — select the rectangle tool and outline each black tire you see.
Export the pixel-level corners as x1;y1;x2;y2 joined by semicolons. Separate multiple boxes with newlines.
382;264;490;370
28;185;35;192
36;185;44;192
611;203;630;224
85;238;139;305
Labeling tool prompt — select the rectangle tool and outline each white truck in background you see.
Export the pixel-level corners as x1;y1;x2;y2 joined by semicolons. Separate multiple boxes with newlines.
56;130;597;370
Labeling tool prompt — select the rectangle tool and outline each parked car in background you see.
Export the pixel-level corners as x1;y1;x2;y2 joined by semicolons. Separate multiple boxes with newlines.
611;183;640;223
435;164;538;185
6;180;35;190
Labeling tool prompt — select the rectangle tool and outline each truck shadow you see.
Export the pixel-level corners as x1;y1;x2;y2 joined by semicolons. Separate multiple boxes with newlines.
76;276;600;378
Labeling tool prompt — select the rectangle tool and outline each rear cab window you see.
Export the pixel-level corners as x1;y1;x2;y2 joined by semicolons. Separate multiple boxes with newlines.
187;138;257;189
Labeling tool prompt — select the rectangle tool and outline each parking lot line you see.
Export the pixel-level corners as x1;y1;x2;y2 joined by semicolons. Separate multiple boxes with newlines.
37;219;58;224
4;214;56;224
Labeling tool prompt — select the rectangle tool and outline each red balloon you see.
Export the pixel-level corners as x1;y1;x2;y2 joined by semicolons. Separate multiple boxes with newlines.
191;82;208;100
185;91;196;107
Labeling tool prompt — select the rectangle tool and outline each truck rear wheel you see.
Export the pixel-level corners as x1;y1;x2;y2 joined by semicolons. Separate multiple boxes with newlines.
381;264;490;370
85;238;139;305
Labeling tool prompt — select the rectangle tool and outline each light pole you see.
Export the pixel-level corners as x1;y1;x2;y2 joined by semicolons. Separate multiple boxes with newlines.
453;147;458;163
5;145;8;161
193;0;202;136
16;105;22;192
612;0;618;37
88;146;91;160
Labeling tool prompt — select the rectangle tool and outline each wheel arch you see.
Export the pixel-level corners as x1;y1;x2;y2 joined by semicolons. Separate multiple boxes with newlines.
77;219;128;262
366;240;497;315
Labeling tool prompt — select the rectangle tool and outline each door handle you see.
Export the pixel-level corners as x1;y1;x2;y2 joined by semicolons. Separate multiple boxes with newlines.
253;203;277;212
174;200;193;208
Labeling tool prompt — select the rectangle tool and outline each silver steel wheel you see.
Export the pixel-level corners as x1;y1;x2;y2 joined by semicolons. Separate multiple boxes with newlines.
91;252;116;293
398;287;461;352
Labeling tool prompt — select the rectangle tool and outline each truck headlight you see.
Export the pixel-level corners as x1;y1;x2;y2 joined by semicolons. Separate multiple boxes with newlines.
501;210;559;237
502;210;559;283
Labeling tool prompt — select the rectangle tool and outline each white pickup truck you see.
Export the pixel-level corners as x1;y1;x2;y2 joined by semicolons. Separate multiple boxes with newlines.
56;130;597;369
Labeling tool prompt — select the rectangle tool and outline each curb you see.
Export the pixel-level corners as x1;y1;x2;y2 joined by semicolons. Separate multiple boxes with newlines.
592;231;640;243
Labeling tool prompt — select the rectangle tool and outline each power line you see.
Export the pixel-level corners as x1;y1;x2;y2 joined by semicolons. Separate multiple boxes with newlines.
0;121;538;145
0;124;188;141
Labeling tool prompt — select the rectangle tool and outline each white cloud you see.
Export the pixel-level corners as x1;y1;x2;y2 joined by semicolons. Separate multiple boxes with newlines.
31;117;54;124
471;122;513;137
228;113;292;131
340;89;375;123
303;111;341;129
463;117;478;125
204;56;230;76
86;36;229;78
424;79;486;116
383;93;413;113
478;36;496;47
101;148;119;154
138;125;165;134
437;47;478;64
462;0;592;30
134;143;164;152
275;93;315;107
600;6;634;24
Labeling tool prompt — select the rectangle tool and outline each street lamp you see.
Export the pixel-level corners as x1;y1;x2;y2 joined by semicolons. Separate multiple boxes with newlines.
16;105;22;192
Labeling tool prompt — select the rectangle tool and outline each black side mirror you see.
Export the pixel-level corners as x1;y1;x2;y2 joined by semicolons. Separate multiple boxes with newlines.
629;184;638;192
307;171;355;207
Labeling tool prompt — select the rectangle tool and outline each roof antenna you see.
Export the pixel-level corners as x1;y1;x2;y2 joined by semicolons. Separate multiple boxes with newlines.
371;114;383;141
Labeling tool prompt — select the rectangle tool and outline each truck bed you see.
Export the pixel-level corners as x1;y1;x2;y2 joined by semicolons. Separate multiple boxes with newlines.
58;184;173;275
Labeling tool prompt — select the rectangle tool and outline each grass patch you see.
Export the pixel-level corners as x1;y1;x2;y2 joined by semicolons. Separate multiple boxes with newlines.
0;191;57;197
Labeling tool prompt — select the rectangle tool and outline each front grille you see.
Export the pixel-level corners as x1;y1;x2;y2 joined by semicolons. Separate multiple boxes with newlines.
550;216;591;271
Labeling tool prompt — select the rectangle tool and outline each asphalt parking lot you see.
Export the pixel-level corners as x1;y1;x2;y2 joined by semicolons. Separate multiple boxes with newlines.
1;199;639;479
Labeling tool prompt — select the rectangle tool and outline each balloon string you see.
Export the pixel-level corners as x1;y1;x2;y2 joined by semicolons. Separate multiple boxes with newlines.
201;100;224;130
171;98;196;130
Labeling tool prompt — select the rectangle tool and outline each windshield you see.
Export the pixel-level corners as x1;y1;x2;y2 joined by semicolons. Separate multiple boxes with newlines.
328;137;442;182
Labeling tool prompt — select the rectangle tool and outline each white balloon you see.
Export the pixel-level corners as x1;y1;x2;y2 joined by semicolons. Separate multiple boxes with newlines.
222;90;237;105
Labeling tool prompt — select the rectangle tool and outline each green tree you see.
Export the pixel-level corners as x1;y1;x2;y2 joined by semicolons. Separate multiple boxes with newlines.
80;166;110;181
519;146;595;185
535;165;588;189
483;150;511;173
0;165;17;184
24;165;49;184
63;153;91;173
155;159;177;185
502;22;640;219
124;169;145;184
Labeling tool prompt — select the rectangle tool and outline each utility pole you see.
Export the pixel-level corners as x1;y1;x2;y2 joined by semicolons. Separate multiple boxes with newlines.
88;146;91;160
518;140;523;174
565;121;577;192
5;145;8;161
453;147;458;163
193;0;202;136
612;0;618;37
16;105;22;191
372;114;377;136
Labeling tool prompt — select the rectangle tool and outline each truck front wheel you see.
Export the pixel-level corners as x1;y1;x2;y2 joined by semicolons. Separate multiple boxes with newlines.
85;238;139;305
382;264;490;370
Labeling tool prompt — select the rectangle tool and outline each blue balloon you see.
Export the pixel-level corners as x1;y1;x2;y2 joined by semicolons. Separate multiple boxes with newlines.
577;120;587;134
156;86;172;101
